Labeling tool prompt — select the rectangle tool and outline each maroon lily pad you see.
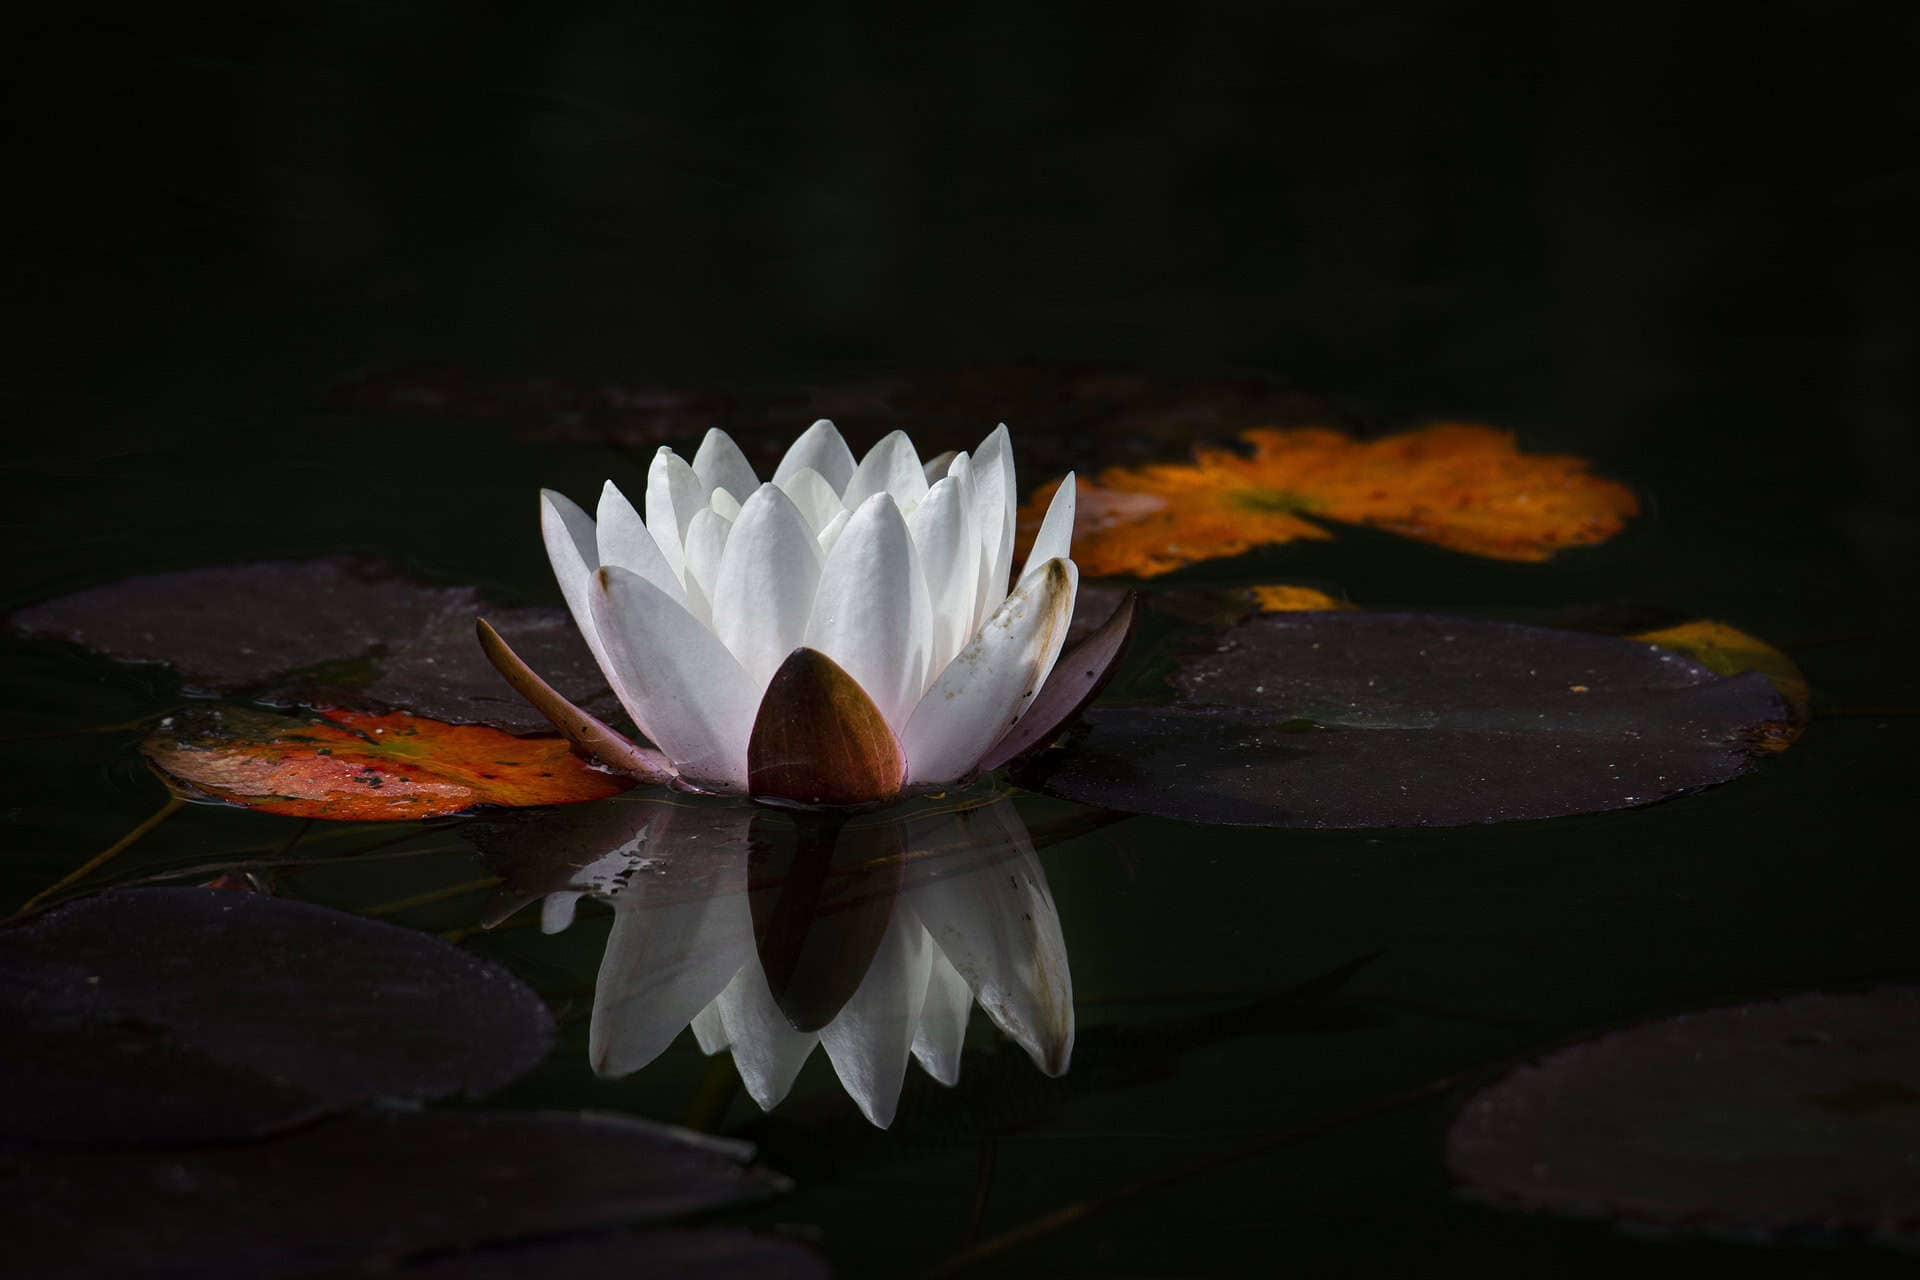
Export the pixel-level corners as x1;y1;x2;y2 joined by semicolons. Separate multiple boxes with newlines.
0;888;554;1145
1447;987;1920;1243
1011;611;1789;827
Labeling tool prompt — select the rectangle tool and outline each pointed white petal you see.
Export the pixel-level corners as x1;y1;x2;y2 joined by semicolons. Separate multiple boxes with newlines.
773;419;857;493
645;448;707;579
1019;473;1075;586
907;474;979;675
843;430;930;513
715;962;820;1111
820;901;933;1128
540;488;604;664
910;937;971;1086
589;565;757;788
596;481;687;606
921;450;957;484
539;892;580;935
804;494;934;731
908;801;1074;1076
901;558;1078;782
709;487;742;521
691;428;759;502
970;425;1017;626
690;1001;730;1055
712;484;824;690
816;508;851;556
682;506;732;602
777;466;846;535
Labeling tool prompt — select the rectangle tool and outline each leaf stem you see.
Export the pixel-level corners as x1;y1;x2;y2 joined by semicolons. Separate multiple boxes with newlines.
12;794;187;918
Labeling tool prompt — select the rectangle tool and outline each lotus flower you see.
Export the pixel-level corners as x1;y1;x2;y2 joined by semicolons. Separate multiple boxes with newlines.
477;793;1072;1128
488;420;1134;805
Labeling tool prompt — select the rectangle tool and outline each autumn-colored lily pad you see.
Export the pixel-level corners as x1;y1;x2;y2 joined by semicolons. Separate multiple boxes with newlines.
0;888;555;1145
1011;611;1789;827
10;557;616;732
0;1110;785;1279
141;704;630;821
1447;988;1920;1243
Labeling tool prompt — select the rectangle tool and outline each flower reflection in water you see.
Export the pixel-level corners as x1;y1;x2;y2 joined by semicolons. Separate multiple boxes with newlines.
479;794;1072;1128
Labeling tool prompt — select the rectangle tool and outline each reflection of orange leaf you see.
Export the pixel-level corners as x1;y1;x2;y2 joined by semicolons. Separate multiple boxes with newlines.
143;708;632;821
1248;584;1350;613
1020;424;1639;577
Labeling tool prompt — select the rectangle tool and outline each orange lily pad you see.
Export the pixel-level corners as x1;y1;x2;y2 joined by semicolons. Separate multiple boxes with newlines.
141;706;632;821
1019;423;1640;577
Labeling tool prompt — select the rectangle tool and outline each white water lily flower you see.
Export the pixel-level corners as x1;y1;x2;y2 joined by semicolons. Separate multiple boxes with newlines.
533;421;1091;804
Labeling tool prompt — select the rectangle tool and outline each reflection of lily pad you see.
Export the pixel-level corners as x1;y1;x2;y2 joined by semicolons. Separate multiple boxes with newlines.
141;704;631;821
0;888;554;1144
0;1110;785;1279
10;557;616;732
1447;988;1920;1243
1012;612;1790;827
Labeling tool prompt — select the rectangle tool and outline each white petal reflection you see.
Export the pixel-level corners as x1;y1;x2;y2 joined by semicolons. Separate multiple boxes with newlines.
468;791;1074;1129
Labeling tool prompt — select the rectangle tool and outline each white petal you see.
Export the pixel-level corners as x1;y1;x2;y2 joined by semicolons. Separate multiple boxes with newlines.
901;558;1078;783
907;801;1073;1076
712;483;824;691
589;565;758;788
539;892;580;935
843;430;930;513
773;418;857;493
691;428;759;503
921;450;957;484
540;488;604;666
820;900;932;1129
1019;472;1075;586
645;448;707;579
804;494;934;731
816;508;851;556
682;506;732;601
910;937;971;1086
907;474;979;675
709;488;742;521
596;481;687;606
690;1001;730;1054
777;466;846;535
970;424;1017;627
715;961;819;1111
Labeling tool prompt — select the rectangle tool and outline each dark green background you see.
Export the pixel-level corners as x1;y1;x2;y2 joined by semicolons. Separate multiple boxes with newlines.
6;2;1916;1274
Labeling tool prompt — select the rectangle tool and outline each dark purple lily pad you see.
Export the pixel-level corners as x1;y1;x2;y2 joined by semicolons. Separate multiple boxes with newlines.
403;1228;830;1279
1447;987;1920;1243
8;556;615;733
0;888;555;1145
0;1110;785;1280
1011;611;1790;827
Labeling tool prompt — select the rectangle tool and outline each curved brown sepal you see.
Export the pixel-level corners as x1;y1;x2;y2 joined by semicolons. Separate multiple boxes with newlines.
475;617;675;785
979;590;1138;771
749;648;906;807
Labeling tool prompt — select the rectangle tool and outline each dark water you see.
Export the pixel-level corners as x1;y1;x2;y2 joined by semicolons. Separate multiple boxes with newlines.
6;3;1916;1275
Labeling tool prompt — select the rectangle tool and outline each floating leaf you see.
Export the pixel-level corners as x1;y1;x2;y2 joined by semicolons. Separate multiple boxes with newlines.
1630;619;1811;733
0;888;554;1145
1018;424;1639;577
11;557;616;733
1447;988;1920;1243
0;1110;784;1279
1012;611;1790;827
142;705;631;820
402;1229;830;1279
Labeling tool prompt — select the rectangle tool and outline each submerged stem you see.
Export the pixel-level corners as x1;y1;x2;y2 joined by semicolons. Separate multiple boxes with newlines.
13;794;187;918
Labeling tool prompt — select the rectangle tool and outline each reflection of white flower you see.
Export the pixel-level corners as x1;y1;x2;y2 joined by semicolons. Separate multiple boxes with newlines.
498;796;1072;1129
539;422;1079;800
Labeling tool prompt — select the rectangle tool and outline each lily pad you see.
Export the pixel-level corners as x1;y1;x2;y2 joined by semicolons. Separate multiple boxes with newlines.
402;1229;829;1279
9;556;616;732
1012;611;1790;827
1446;988;1920;1243
141;704;632;821
0;888;555;1145
0;1110;785;1280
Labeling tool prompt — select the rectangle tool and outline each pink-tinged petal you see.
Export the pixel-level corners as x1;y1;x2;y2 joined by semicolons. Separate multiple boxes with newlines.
748;648;905;806
596;481;687;606
979;588;1136;770
777;466;846;535
712;484;823;691
1018;471;1075;586
589;565;757;789
842;430;929;513
773;418;857;493
900;558;1078;784
910;937;971;1086
475;618;674;783
644;447;707;578
804;494;933;731
690;427;759;503
907;473;980;675
820;902;933;1128
969;424;1017;627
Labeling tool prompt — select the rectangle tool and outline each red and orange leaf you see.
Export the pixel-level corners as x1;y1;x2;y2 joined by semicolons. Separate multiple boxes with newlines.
1018;424;1639;578
142;707;632;821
